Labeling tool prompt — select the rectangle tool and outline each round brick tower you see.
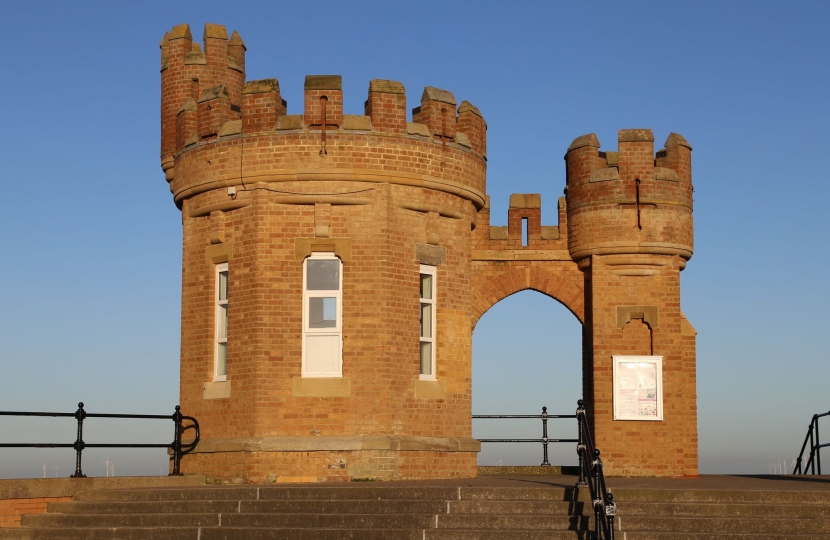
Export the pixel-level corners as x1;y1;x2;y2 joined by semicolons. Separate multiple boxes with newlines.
160;23;487;482
564;130;698;476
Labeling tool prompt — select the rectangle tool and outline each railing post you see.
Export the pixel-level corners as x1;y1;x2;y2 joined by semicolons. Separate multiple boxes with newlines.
70;402;87;478
817;415;822;475
593;449;602;540
576;399;588;487
540;406;551;466
170;405;183;476
606;492;616;540
811;418;817;475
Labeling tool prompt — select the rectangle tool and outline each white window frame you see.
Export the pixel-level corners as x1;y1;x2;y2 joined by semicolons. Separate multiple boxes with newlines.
419;264;437;380
612;355;663;421
214;262;229;382
302;252;343;378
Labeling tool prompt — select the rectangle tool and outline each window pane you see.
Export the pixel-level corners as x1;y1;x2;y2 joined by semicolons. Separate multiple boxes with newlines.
219;271;228;301
306;335;340;374
309;297;337;328
217;343;227;376
307;259;340;290
420;303;432;338
420;342;432;375
420;273;432;300
217;305;228;339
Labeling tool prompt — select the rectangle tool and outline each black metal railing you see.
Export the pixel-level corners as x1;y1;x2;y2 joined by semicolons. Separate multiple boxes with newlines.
576;399;616;540
793;410;830;474
473;406;577;466
0;402;199;478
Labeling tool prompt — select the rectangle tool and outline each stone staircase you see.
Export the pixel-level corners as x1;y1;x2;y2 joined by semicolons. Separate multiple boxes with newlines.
0;484;592;540
1;481;830;539
613;486;830;539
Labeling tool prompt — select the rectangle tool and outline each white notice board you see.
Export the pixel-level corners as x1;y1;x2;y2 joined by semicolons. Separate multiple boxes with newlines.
612;356;663;421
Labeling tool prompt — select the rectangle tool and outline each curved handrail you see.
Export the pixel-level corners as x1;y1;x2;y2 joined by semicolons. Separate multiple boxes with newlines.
576;399;616;540
794;411;830;474
0;403;199;477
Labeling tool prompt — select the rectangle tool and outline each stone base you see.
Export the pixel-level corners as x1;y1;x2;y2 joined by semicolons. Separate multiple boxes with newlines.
182;436;480;483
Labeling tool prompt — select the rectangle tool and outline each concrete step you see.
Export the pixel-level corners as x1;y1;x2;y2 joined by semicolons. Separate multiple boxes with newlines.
241;499;450;514
425;532;591;540
438;514;590;530
219;512;437;529
47;500;241;514
0;528;200;540
448;500;585;515
199;528;425;540
258;486;461;500
21;513;219;528
611;489;830;505
620;516;830;534
624;535;830;540
73;487;259;502
618;501;830;519
459;487;582;501
0;528;426;540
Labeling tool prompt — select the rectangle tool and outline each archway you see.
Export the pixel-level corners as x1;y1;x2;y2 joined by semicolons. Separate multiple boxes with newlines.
472;289;583;467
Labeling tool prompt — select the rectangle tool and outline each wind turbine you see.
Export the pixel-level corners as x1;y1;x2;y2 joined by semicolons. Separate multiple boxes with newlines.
40;461;47;479
103;456;113;477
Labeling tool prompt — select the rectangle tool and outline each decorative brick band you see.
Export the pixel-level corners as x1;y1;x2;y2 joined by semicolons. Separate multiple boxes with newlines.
191;436;482;454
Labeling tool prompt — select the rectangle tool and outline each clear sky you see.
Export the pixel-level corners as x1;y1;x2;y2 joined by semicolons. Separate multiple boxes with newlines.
1;1;828;478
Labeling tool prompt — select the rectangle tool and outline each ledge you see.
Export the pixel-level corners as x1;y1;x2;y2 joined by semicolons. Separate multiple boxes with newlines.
203;380;231;400
192;436;481;454
291;377;351;397
0;476;205;499
471;249;571;262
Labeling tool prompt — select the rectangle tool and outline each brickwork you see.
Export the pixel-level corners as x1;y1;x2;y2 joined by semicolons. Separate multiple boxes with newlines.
160;23;698;481
0;497;71;528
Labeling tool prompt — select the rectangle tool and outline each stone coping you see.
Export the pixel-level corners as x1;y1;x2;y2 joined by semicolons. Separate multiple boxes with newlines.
193;436;481;454
0;475;206;499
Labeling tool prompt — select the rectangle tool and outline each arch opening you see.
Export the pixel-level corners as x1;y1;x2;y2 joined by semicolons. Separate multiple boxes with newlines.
472;290;583;467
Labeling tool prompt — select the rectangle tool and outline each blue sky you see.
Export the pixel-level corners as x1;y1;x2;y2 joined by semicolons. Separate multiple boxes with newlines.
1;1;828;477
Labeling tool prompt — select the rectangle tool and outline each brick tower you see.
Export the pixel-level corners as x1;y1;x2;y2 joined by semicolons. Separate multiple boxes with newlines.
160;23;697;482
564;131;697;476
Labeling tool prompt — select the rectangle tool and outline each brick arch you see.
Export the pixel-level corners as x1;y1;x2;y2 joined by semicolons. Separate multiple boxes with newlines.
471;266;584;330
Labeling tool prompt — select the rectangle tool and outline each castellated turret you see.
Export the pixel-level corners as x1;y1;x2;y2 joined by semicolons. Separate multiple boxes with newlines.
160;23;697;482
564;130;693;265
160;23;489;483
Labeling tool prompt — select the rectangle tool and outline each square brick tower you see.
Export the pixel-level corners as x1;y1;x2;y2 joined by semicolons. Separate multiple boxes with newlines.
160;23;697;482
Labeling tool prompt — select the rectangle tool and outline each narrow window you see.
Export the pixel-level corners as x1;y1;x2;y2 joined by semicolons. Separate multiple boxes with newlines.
419;265;437;379
522;217;529;246
214;263;229;382
302;253;343;377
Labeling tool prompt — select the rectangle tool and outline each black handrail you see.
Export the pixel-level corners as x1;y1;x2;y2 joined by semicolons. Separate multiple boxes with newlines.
0;403;199;477
473;406;577;466
793;410;830;475
576;399;616;540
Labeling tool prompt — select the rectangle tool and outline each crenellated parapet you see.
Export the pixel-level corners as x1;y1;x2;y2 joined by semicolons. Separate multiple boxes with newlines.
564;129;694;264
160;23;487;209
160;24;246;178
473;194;568;251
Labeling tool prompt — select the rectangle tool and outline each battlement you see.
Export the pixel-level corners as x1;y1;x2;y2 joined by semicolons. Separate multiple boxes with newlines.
160;23;247;175
472;194;568;255
563;129;694;262
160;23;487;183
565;129;692;188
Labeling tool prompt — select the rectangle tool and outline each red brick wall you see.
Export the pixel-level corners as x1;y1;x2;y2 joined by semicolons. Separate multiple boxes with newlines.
162;22;697;481
0;497;72;528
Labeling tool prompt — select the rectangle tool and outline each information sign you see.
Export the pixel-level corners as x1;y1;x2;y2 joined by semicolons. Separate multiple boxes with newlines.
612;356;663;421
